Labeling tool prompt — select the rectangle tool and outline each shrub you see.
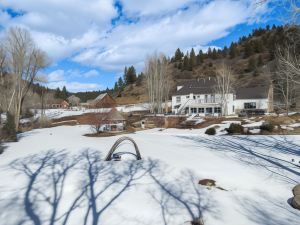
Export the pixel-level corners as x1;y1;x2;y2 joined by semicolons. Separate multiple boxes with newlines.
37;116;51;128
22;108;34;119
260;122;275;132
226;123;244;134
2;113;17;141
205;127;216;135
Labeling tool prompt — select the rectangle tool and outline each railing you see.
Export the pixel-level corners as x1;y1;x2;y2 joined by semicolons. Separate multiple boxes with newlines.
194;98;221;104
177;99;193;114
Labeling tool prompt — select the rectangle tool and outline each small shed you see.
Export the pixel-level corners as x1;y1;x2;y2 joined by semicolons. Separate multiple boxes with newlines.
102;108;126;131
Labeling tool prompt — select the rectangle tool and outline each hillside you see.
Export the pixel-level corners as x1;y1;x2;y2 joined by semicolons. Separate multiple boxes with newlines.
113;24;296;105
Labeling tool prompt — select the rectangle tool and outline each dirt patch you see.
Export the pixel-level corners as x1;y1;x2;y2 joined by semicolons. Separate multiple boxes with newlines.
84;130;134;137
199;179;227;191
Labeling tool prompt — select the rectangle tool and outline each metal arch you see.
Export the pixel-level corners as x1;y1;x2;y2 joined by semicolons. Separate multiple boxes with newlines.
105;136;142;161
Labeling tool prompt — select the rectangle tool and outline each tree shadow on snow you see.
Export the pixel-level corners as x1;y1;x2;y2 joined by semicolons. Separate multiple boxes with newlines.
178;135;300;184
236;191;300;225
147;160;218;225
1;150;155;225
0;150;216;225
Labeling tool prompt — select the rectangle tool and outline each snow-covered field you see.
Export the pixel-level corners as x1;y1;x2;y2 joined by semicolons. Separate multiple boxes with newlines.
0;125;300;225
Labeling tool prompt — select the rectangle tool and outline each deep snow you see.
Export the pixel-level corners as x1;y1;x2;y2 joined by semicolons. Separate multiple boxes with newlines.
0;125;300;225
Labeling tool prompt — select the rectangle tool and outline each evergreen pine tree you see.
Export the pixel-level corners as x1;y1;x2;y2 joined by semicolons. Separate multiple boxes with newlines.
244;42;254;58
197;50;204;65
54;87;61;99
207;47;212;58
3;113;17;141
125;66;137;84
183;55;189;71
114;82;118;91
189;48;196;69
136;72;144;86
174;48;183;61
229;43;237;59
61;86;68;100
118;77;124;89
212;48;218;59
222;46;228;57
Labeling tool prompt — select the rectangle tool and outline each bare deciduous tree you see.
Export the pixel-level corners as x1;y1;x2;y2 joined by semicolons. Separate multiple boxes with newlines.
275;46;299;114
215;63;234;116
4;27;49;130
91;114;107;134
68;95;81;107
145;53;170;114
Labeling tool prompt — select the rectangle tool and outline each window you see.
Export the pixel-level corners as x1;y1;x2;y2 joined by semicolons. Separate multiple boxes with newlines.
186;96;190;99
198;108;204;113
214;107;221;113
205;95;208;103
191;108;197;113
193;96;196;99
206;108;213;114
176;96;181;103
244;102;256;109
211;94;215;103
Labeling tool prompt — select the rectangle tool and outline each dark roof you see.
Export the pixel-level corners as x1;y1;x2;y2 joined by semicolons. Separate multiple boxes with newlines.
175;78;217;95
104;108;125;121
236;86;269;99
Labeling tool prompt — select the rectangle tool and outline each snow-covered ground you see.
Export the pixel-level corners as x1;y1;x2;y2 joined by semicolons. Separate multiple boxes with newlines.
0;126;300;225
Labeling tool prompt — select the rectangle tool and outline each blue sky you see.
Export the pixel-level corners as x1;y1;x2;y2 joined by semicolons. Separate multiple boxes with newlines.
0;0;285;92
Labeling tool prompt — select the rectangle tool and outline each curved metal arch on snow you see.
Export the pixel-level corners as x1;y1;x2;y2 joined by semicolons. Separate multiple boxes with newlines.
105;136;142;161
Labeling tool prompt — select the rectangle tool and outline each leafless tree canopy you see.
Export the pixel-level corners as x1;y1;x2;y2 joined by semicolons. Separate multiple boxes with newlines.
145;53;170;114
215;63;234;116
274;45;300;113
0;27;49;130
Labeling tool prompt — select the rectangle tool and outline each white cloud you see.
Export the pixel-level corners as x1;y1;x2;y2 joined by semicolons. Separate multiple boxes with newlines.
73;0;270;72
48;70;65;82
0;0;271;75
46;69;102;92
0;0;116;61
48;81;101;92
119;0;197;16
82;69;100;78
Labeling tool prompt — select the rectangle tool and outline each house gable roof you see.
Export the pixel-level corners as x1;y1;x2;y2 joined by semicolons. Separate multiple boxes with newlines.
173;79;270;100
174;78;218;95
104;108;125;121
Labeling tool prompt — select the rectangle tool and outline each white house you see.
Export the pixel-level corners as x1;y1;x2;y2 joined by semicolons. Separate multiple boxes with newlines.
172;78;273;116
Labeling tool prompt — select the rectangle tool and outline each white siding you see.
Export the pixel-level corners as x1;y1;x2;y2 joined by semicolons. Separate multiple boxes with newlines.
234;99;268;112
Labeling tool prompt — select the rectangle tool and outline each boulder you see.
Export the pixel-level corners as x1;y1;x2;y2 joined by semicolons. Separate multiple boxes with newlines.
199;179;216;187
291;195;300;210
292;184;300;196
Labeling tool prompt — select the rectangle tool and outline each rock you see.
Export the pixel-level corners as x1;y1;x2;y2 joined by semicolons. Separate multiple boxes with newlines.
293;184;300;196
199;179;216;187
291;195;300;210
